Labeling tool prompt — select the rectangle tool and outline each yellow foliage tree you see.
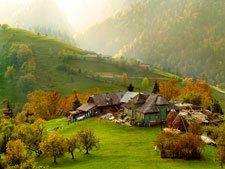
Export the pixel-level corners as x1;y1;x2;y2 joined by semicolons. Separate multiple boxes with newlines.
158;79;180;101
40;133;67;163
122;72;128;86
6;140;26;165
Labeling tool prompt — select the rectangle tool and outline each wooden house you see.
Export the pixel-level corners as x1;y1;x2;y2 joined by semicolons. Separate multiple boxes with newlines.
87;92;125;114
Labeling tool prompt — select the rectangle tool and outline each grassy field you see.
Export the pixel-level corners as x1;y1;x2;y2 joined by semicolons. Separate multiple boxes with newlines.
36;118;220;169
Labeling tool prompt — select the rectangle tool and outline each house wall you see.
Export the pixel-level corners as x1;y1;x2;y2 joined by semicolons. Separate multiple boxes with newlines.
136;112;144;120
124;108;132;116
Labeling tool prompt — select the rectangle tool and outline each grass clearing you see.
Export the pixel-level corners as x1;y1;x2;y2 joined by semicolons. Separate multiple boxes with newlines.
35;118;221;169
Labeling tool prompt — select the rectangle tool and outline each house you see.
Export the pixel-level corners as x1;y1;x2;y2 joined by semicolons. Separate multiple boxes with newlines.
135;94;170;126
87;92;125;114
123;93;172;126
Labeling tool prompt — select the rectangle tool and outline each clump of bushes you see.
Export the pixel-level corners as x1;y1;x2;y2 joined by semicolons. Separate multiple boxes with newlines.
156;132;205;159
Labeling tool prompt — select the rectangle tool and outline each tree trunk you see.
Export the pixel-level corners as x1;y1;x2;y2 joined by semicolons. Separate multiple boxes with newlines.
221;163;223;169
54;156;57;163
86;149;89;154
71;152;74;159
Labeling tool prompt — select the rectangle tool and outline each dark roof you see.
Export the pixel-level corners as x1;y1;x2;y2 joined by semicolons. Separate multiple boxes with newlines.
88;92;125;107
136;94;169;114
77;103;96;112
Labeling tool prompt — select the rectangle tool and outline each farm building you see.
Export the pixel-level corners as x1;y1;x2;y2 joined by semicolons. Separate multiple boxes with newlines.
122;93;172;126
87;92;125;114
135;94;170;126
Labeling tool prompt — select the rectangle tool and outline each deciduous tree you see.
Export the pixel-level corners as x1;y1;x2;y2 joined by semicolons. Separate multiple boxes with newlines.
6;140;26;165
77;128;99;154
141;77;149;91
40;133;67;163
67;134;80;159
158;79;180;100
122;72;128;86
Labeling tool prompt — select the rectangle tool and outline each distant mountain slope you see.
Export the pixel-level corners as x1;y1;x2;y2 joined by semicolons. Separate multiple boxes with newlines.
0;0;75;44
78;0;225;86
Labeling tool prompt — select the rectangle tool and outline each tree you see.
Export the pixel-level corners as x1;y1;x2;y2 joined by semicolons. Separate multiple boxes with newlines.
18;73;36;93
152;80;160;94
122;72;128;86
200;72;207;81
216;124;225;168
127;83;134;91
77;128;99;154
72;90;81;111
67;134;80;159
0;118;15;153
20;58;36;74
13;119;47;156
0;99;14;117
6;140;26;165
4;66;16;82
40;133;67;163
211;98;224;115
158;79;180;100
141;77;149;91
2;24;8;31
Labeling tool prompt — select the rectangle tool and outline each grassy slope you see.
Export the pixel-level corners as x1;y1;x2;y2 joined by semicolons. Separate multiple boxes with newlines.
0;27;225;111
36;118;220;169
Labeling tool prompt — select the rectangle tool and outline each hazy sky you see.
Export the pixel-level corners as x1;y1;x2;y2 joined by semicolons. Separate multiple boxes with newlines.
0;0;115;31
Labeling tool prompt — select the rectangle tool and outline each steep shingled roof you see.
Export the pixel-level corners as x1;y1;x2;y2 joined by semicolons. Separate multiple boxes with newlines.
136;94;169;114
87;92;125;107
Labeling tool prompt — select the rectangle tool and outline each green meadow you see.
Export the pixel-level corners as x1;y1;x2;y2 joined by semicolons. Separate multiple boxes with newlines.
35;118;220;169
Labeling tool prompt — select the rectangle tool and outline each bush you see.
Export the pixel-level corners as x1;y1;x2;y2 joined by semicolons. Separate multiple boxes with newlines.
156;132;205;159
183;92;202;106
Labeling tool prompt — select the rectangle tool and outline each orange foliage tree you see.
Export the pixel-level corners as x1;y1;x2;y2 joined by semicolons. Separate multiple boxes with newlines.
181;80;213;108
19;88;99;121
158;79;180;101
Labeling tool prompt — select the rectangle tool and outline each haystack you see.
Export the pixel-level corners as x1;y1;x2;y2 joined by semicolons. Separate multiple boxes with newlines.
166;109;178;128
172;114;189;132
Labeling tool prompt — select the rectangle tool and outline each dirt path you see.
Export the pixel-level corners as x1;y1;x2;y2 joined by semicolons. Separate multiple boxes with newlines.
212;86;225;94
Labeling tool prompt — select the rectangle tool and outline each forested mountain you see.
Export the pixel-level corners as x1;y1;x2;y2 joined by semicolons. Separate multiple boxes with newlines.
78;0;225;86
0;0;75;44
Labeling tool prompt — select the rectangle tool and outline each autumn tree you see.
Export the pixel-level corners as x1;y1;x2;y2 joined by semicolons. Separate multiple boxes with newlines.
6;140;26;165
40;133;67;163
20;58;36;74
122;72;128;86
4;66;16;82
77;128;99;154
181;81;213;108
67;134;80;159
141;77;149;91
0;99;14;117
158;79;180;100
13;119;47;156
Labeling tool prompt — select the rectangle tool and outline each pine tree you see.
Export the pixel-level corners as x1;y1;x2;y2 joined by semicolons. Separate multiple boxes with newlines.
152;81;160;94
72;90;81;110
128;83;134;91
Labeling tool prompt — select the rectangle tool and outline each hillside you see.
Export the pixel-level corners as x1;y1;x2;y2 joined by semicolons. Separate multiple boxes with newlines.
0;27;174;109
0;0;75;44
36;117;220;169
78;0;225;86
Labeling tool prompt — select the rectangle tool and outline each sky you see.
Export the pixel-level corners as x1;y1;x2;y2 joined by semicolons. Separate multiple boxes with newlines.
0;0;116;31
